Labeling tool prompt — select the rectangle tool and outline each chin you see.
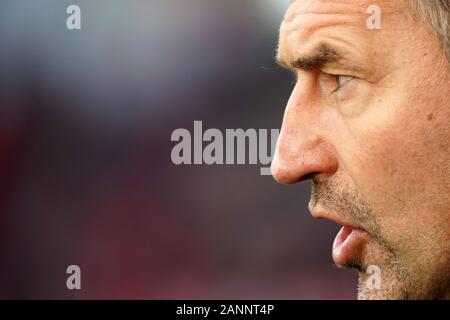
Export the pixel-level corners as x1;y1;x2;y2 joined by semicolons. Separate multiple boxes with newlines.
357;272;409;300
357;287;387;300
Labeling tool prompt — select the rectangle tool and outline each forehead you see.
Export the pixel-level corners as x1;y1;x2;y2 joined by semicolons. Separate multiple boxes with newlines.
285;0;367;18
278;0;408;63
285;0;403;15
282;0;406;29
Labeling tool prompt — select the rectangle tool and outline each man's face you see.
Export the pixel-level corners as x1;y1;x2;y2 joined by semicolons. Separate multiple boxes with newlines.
272;0;450;299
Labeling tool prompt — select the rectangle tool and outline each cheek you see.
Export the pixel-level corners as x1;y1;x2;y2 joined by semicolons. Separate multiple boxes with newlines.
332;101;402;199
333;94;446;244
330;99;419;212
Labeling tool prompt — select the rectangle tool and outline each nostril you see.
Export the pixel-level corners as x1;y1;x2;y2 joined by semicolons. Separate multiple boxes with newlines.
299;172;318;183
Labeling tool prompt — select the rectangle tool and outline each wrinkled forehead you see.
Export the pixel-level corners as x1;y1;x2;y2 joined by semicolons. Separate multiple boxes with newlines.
282;0;407;25
278;0;409;61
285;0;365;18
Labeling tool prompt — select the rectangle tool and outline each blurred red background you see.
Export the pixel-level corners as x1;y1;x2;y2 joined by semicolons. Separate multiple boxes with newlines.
0;0;356;299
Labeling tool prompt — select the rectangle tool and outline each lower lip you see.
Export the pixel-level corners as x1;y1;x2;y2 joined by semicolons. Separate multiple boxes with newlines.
332;225;367;266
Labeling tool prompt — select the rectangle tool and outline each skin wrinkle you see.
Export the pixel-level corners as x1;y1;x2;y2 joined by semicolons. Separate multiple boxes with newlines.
280;16;364;68
272;0;450;299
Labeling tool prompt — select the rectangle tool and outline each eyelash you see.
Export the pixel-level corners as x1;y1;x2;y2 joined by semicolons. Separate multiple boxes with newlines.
333;74;353;92
289;72;353;94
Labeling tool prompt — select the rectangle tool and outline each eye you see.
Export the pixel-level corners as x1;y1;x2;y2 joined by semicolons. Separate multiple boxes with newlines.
335;75;353;90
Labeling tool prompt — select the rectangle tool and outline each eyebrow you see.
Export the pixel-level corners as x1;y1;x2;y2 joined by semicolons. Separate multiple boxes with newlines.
276;44;344;72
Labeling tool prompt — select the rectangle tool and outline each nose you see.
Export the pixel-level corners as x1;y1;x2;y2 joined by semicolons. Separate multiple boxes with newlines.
271;85;338;184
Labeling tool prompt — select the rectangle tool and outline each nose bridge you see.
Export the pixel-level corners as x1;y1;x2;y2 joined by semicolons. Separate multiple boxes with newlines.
271;85;336;184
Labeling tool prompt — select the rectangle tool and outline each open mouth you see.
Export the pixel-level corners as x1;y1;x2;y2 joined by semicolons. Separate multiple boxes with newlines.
332;225;368;267
310;207;370;267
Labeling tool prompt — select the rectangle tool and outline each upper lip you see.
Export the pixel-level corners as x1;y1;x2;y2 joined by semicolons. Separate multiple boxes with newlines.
309;208;365;231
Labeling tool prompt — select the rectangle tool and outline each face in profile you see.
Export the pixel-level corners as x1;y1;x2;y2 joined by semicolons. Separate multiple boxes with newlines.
272;0;450;299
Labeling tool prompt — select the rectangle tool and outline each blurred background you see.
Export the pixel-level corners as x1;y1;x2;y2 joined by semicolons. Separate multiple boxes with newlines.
0;0;356;299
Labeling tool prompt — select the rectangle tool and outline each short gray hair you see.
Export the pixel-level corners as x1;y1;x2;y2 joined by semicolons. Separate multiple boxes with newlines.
411;0;450;61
